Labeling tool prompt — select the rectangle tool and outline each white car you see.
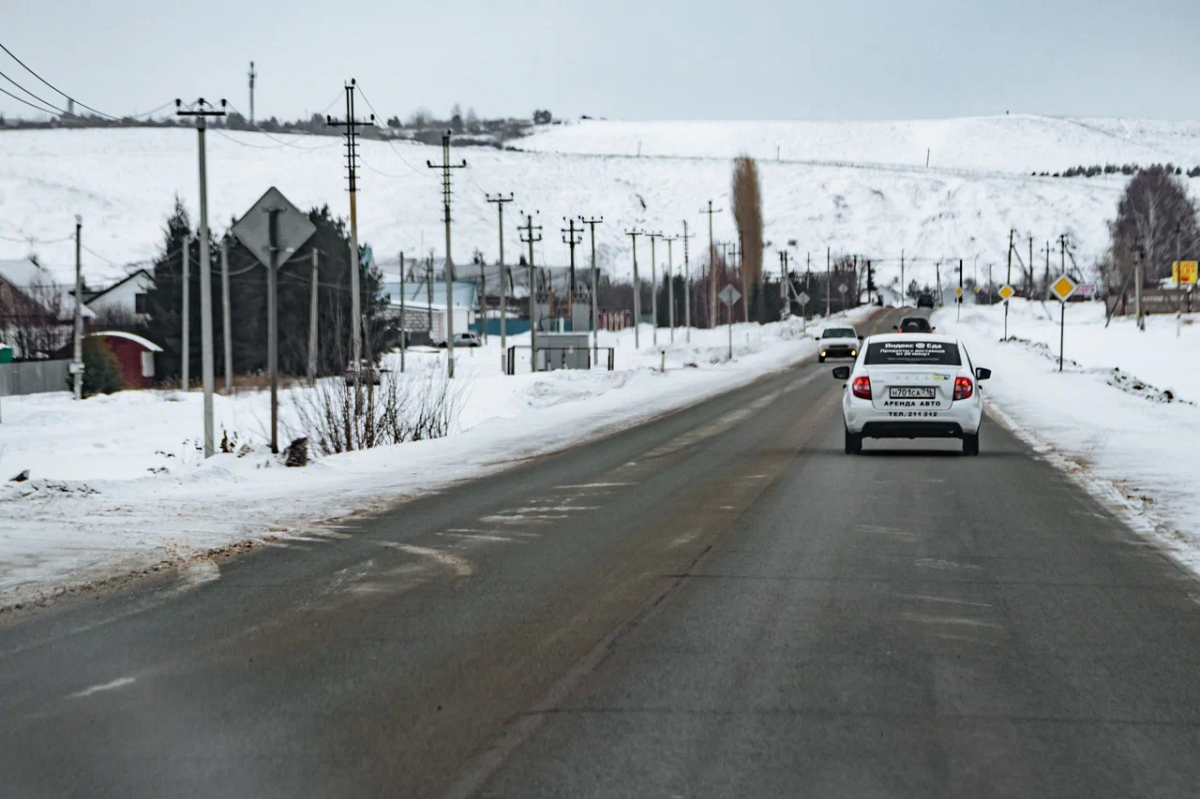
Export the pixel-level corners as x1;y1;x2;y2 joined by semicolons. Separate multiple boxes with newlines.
831;333;991;455
433;331;482;348
817;325;862;363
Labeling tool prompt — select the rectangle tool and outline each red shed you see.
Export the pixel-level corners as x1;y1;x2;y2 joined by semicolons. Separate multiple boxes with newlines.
88;331;162;389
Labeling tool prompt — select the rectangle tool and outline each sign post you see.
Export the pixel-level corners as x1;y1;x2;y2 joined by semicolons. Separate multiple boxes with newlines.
1173;261;1197;338
955;286;964;321
998;284;1015;340
796;290;810;333
1050;275;1078;372
718;284;742;361
232;187;316;453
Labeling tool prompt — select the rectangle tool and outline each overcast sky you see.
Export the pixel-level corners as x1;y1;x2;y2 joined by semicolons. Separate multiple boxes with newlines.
4;0;1200;123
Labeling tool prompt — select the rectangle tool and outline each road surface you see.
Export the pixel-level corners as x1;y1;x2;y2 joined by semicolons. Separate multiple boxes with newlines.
4;307;1200;798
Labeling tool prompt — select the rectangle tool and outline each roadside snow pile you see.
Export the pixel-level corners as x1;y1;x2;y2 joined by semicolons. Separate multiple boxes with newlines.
936;299;1200;573
0;310;870;605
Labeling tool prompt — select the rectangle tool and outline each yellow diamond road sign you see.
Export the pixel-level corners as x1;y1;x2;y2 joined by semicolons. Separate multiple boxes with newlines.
998;284;1015;300
1051;275;1078;302
955;286;964;297
1173;260;1198;285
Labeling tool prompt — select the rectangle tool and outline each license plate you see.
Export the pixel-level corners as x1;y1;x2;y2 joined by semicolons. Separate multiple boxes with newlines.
890;386;936;399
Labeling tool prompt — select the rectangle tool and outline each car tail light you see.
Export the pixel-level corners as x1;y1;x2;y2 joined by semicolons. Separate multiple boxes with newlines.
851;376;872;400
953;376;973;401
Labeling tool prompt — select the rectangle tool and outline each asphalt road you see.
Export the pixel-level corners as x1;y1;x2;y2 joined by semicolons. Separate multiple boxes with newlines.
5;307;1200;798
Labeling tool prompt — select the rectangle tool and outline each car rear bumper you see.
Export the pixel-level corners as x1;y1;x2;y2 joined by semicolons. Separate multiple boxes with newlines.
860;421;965;439
845;399;981;438
820;346;857;358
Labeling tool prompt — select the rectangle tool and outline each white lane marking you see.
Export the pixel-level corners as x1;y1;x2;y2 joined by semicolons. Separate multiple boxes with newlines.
478;514;567;524
375;542;475;577
901;613;1003;629
893;593;993;608
447;528;541;539
913;558;982;572
719;505;737;510
68;677;135;699
498;506;599;513
555;482;635;489
438;532;527;544
928;632;998;647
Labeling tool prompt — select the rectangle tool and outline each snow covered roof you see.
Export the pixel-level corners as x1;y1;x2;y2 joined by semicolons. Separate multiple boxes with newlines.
89;330;163;352
0;258;96;319
84;269;152;303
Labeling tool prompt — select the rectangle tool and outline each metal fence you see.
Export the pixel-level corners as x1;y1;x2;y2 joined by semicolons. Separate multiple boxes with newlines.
0;359;71;396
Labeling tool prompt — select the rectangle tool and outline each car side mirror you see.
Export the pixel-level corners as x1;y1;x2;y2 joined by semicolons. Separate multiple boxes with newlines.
858;335;864;341
975;367;991;381
931;327;936;332
892;325;899;331
832;366;851;380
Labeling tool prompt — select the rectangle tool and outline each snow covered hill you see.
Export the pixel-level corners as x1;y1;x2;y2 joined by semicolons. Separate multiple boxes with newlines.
2;118;1198;293
521;115;1200;174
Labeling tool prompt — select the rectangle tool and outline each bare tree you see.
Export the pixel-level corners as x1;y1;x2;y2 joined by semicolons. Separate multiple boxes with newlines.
1103;165;1200;289
0;276;71;359
731;155;764;319
409;106;433;128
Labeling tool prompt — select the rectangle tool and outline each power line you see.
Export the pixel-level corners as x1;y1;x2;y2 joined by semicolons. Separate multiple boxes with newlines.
0;40;120;119
0;67;75;117
0;82;63;117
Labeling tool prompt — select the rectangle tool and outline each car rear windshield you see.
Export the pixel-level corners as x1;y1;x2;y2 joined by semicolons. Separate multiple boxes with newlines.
865;340;961;365
822;328;855;338
899;318;931;331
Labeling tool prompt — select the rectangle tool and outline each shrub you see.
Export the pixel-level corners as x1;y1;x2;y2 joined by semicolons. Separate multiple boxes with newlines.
76;337;124;397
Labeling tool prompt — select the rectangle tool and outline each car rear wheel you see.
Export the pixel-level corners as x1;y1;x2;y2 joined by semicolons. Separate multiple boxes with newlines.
818;355;826;363
844;428;862;455
962;433;980;456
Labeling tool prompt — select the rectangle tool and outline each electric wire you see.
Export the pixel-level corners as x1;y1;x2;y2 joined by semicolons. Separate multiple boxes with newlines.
0;40;121;120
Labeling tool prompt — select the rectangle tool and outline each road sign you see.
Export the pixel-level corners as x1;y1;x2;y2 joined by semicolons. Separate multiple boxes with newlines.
998;284;1015;301
955;286;964;297
973;285;980;293
231;186;316;269
1051;274;1078;302
837;284;848;295
1173;260;1198;285
718;285;741;307
796;291;810;306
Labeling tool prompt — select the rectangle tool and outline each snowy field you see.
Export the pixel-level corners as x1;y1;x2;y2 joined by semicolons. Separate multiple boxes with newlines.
0;309;871;607
935;299;1200;573
3;121;1199;297
521;115;1200;174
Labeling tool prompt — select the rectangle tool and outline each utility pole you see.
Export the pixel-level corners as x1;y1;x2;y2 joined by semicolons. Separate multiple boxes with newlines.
327;80;373;404
176;98;225;458
681;221;694;342
487;193;514;354
182;236;190;391
267;209;282;454
72;215;82;401
580;216;604;361
427;130;467;378
957;259;963;321
1005;229;1014;339
561;217;584;328
900;249;905;304
935;261;942;306
701;200;722;327
826;247;831;318
426;255;434;338
626;229;643;347
221;237;233;392
247;61;257;126
665;234;677;341
398;252;406;373
519;213;543;370
647;231;664;345
1135;244;1145;331
1029;236;1035;293
309;248;319;384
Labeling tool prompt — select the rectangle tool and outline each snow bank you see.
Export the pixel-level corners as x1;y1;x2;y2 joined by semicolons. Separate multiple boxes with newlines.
0;309;872;605
935;300;1200;574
